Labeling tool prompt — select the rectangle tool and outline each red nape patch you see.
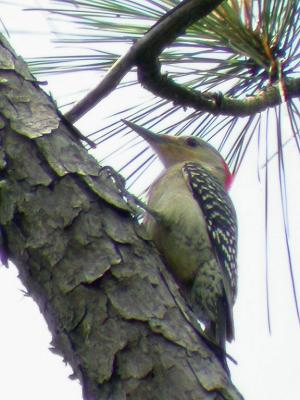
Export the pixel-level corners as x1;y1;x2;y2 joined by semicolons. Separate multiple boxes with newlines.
222;160;234;191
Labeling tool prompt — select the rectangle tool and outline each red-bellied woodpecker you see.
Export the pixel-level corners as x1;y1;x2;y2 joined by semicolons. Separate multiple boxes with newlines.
123;120;238;354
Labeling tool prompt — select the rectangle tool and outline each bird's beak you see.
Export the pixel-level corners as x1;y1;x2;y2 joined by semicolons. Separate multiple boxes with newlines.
122;120;174;146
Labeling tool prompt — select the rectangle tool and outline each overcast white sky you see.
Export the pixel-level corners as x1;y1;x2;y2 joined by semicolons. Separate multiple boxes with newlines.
0;2;300;399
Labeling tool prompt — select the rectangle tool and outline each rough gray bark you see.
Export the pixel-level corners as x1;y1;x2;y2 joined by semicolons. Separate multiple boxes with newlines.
0;35;243;400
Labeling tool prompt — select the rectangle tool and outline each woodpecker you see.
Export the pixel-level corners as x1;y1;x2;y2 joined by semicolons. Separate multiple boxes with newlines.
123;120;238;354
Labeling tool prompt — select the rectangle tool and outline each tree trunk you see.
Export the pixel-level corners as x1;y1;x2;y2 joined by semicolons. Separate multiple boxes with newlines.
0;35;243;400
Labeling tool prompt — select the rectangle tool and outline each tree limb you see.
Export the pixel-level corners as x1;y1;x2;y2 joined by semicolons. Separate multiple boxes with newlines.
0;35;243;400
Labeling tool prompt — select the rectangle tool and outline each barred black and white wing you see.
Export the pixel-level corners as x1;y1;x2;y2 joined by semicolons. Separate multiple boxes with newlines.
182;162;238;299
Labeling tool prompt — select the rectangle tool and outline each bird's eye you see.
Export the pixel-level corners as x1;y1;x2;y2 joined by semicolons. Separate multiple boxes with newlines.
186;137;199;147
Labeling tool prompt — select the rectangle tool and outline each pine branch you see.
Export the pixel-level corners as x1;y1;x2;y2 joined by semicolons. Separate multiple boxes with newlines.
65;0;224;123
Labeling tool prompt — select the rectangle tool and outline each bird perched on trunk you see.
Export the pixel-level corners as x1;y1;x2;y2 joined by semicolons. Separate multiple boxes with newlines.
123;120;238;359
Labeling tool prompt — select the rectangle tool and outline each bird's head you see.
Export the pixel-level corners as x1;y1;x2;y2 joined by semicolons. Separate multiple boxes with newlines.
123;120;234;190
